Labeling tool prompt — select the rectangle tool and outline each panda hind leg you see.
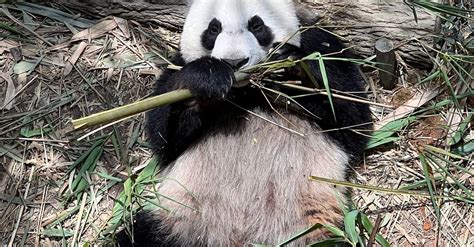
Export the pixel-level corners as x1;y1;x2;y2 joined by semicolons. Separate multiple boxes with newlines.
116;211;176;247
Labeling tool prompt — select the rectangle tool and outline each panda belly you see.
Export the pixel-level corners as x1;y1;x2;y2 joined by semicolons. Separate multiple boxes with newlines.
155;109;349;246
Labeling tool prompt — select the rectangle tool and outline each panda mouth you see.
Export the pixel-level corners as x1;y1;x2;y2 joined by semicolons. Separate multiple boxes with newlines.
222;58;250;70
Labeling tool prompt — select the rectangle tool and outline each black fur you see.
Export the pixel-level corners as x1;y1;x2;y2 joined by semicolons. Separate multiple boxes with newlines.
147;27;371;165
119;25;372;246
248;15;274;47
117;212;176;247
298;28;372;158
201;18;222;50
146;56;237;162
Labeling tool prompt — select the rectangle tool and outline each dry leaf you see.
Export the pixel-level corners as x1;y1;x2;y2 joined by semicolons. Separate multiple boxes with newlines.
0;40;19;49
374;88;441;130
64;42;88;76
106;68;114;83
70;19;117;42
0;72;17;110
0;40;20;54
114;17;130;38
13;61;36;75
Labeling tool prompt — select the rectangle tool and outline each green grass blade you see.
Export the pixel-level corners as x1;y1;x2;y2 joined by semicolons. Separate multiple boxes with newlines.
419;151;441;219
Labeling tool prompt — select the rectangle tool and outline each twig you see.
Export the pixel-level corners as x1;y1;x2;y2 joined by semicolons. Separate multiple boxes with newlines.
8;166;36;247
367;215;382;247
309;176;473;203
0;137;69;143
226;100;306;137
76;115;134;141
72;69;391;132
277;83;394;108
35;185;48;246
71;193;88;247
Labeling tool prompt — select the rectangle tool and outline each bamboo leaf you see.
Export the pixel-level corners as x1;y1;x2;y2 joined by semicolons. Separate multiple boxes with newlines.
20;126;52;138
448;113;472;146
344;210;359;245
309;238;348;247
94;172;123;182
41;228;74;237
453;140;474;156
367;116;417;149
277;223;324;246
366;137;400;150
103;159;159;235
424;144;468;160
323;224;346;238
306;53;337;122
309;175;473;203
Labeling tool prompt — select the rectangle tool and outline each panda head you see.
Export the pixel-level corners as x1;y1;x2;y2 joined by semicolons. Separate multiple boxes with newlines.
180;0;301;69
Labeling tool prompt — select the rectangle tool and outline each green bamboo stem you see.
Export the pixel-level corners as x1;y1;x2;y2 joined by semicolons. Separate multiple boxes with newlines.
72;72;249;130
72;90;192;130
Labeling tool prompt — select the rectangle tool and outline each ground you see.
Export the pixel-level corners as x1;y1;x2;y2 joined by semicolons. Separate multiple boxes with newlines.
0;2;473;247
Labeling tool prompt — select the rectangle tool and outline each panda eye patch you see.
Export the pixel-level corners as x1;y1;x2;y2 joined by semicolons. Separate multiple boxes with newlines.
248;15;274;47
248;17;264;32
209;21;221;35
201;18;222;50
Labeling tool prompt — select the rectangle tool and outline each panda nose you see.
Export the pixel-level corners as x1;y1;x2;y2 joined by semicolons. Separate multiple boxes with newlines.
223;58;250;70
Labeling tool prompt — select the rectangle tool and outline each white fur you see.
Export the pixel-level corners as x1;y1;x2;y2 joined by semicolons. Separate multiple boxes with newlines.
154;109;349;246
180;0;301;67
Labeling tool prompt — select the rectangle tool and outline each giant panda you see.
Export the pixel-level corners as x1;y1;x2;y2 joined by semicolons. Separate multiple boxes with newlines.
118;0;372;246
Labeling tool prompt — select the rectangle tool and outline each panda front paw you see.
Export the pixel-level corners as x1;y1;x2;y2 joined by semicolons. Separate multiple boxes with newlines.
175;57;235;100
269;43;306;62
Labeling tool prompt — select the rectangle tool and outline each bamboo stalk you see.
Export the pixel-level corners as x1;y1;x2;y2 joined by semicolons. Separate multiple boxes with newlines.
72;89;192;130
72;72;249;130
71;71;389;131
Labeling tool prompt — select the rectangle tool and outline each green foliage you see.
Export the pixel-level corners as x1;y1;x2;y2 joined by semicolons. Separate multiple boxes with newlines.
64;139;106;200
366;116;417;149
103;158;160;238
277;208;390;247
41;228;74;238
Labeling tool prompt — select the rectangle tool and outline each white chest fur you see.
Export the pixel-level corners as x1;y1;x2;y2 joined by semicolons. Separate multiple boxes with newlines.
154;109;349;246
